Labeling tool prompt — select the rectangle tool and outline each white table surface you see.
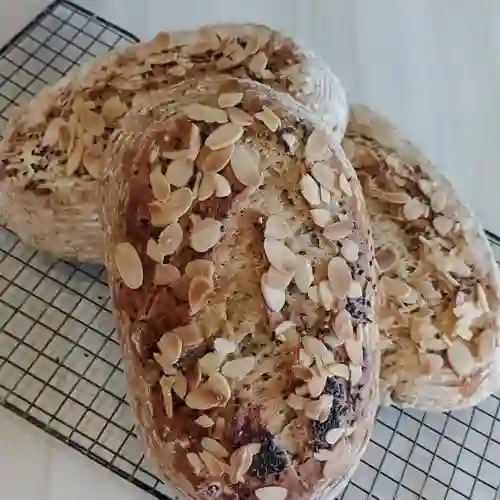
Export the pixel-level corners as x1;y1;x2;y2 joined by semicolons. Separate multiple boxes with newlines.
2;2;500;500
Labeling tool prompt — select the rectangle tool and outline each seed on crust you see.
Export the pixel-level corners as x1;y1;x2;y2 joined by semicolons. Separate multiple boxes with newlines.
447;341;474;377
265;215;290;240
150;168;171;201
166;158;194;187
200;145;234;173
190;217;223;253
173;372;188;399
189;275;213;314
341;239;359;263
150;187;193;227
256;487;288;500
305;128;330;163
206;372;232;404
205;123;244;150
201;437;229;458
310;209;331;228
222;356;255;379
231;144;261;187
199;450;226;477
294;257;314;293
184;103;228;123
263;238;297;275
154;263;181;286
311;162;336;191
158;222;183;256
248;51;268;74
195;415;215;428
115;242;143;289
218;92;243;108
187;453;205;475
255;107;281;132
300;174;321;206
227;107;253;126
157;333;182;365
185;259;215;281
345;339;363;366
214;338;237;355
213;173;232;197
327;257;352;298
261;275;286;312
323;219;353;241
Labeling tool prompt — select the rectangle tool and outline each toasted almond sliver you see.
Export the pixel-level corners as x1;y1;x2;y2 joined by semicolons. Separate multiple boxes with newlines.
166;158;194;187
213;173;232;197
115;242;143;289
187;123;201;161
302;336;329;360
198;174;216;201
431;187;448;213
318;280;334;311
202;437;229;458
323;219;353;241
185;259;215;280
420;353;444;375
206;372;232;404
326;363;351;379
300;174;321;206
154;263;181;286
447;341;474;377
265;215;290;240
199;352;225;375
256;487;288;500
227;107;253;126
187;453;205;475
222;357;255;379
200;145;234;173
230;444;258;482
199;451;226;477
79;107;105;136
325;428;344;446
172;324;204;348
158;222;183;256
305;128;330;163
214;338;237;355
334;309;354;340
327;257;352;298
248;51;268;74
66;139;83;176
350;364;362;384
101;95;128;123
185;386;221;410
231;144;261;187
263;238;297;274
190;217;223;253
341;239;359;263
82;148;103;179
294;257;314;294
433;216;454;236
150;187;193;227
189;275;213;314
376;247;397;273
157;333;182;365
218;92;243;108
184;103;228;123
308;375;327;398
403;198;424;220
195;415;215;428
310;208;331;228
287;393;307;411
255;107;281;132
311;162;336;191
168;65;187;76
338;173;352;196
173;372;188;399
43;117;65;146
345;338;363;366
205;123;244;150
264;267;294;290
146;238;163;263
160;376;174;417
150;168;171;201
261;276;286;312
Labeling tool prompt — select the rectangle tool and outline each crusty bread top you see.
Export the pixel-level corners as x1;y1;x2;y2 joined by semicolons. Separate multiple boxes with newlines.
102;78;377;500
345;104;500;411
0;24;346;205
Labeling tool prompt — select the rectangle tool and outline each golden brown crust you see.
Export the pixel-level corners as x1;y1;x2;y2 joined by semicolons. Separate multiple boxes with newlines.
345;104;500;411
102;78;377;500
0;24;346;263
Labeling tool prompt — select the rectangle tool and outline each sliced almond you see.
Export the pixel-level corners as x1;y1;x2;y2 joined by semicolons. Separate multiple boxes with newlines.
420;353;444;375
282;132;298;153
218;92;243;108
154;263;181;286
200;145;234;173
150;187;193;227
43;117;66;146
431;187;448;213
311;162;336;191
185;259;215;280
82;146;103;179
150;168;171;201
146;239;163;264
294;257;314;294
195;415;215;428
350;364;362;384
173;372;188;399
338;173;352;196
199;450;226;477
287;393;307;411
222;357;255;379
231;144;261;187
376;247;397;273
185;386;221;410
318;280;334;311
256;487;288;500
325;428;344;446
323;219;353;241
173;324;204;348
227;107;253;126
261;277;286;312
334;310;354;340
190;217;223;253
213;173;232;197
326;363;351;379
166;158;194;187
79;107;105;136
263;238;297;274
157;333;182;365
160;375;174;418
345;339;363;366
300;174;321;206
478;329;497;362
403;198;424;220
230;444;258;483
158;222;183;256
201;437;229;458
66;139;83;176
305;128;330;163
199;352;225;375
198;174;216;201
184;103;228;123
214;338;237;355
302;336;329;361
382;277;412;300
433;216;454;236
341;240;359;263
206;123;244;150
327;257;352;298
264;267;294;289
101;95;128;123
255;107;281;132
293;365;314;380
310;209;331;228
189;275;213;314
187;453;205;475
275;321;296;339
265;215;290;240
308;375;327;398
206;372;232;404
248;51;268;74
308;286;319;303
168;65;187;76
186;362;203;391
447;341;474;377
188;123;201;161
115;242;143;289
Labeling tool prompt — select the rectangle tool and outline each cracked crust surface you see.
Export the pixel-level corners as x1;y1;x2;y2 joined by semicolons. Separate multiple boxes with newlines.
0;24;346;263
102;78;377;500
345;104;500;411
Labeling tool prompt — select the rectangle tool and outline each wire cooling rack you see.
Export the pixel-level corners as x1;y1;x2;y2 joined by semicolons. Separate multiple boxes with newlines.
1;1;500;499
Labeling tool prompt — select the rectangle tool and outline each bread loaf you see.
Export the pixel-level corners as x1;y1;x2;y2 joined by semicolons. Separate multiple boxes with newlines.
0;24;347;263
102;78;378;500
344;104;500;411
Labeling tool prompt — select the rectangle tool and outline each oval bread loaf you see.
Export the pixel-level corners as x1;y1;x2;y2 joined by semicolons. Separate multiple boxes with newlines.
0;24;347;263
344;104;500;412
102;78;378;500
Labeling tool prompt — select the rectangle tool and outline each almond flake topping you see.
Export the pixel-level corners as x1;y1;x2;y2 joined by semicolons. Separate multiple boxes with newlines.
261;275;286;312
185;259;215;280
323;219;353;241
265;215;290;240
311;162;336;191
230;443;261;483
256;487;288;500
248;51;268;74
227;107;253;126
185;384;221;410
263;238;297;274
154;263;181;286
345;339;363;366
447;341;474;378
184;103;227;123
165;158;194;187
198;174;216;201
189;275;213;314
264;267;294;290
318;280;334;311
325;428;344;446
294;256;314;293
212;173;232;197
214;338;237;356
310;209;331;228
305;128;330;163
157;333;182;366
403;198;425;220
222;357;255;379
206;372;232;404
255;107;281;132
327;257;352;298
218;92;243;108
200;145;234;173
195;415;215;428
115;242;143;289
172;324;204;348
187;453;205;475
433;216;454;236
231;144;261;187
150;187;192;227
201;437;229;458
158;222;183;256
173;373;188;399
300;174;321;206
146;238;163;263
205;123;244;150
199;451;226;477
190;217;223;252
150;168;171;201
341;239;359;263
308;375;327;398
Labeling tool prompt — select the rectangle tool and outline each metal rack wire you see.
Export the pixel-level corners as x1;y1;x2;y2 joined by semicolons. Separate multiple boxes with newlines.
0;2;499;499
